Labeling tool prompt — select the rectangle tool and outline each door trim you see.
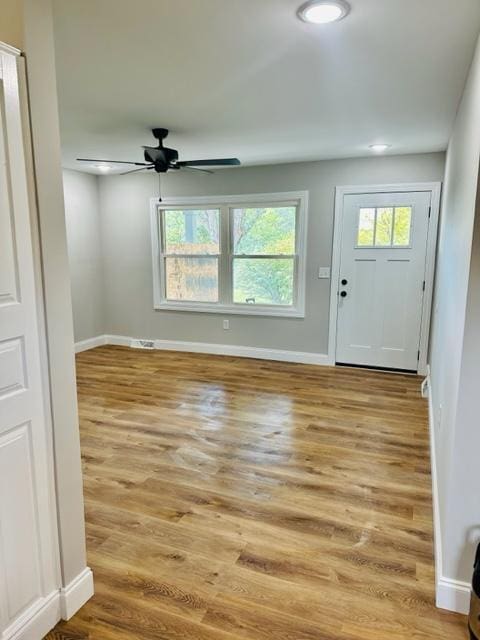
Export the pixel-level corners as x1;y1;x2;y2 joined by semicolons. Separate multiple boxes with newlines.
328;182;442;374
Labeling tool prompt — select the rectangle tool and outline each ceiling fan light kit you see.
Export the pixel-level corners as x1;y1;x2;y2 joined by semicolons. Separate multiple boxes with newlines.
76;128;241;175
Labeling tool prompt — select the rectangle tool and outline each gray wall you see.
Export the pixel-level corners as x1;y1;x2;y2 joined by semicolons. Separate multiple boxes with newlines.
63;169;104;343
429;33;480;585
0;0;24;50
97;153;444;354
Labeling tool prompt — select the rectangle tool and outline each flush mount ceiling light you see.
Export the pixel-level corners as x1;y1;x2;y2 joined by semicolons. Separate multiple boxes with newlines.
369;144;391;153
297;0;350;24
94;164;111;172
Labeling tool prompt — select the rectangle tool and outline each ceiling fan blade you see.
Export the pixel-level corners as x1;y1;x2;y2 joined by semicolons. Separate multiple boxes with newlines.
177;158;241;167
180;166;214;175
77;158;151;166
120;166;156;176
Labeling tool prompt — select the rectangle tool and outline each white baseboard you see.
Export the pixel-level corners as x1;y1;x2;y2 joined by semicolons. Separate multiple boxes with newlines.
152;338;331;365
60;567;94;620
75;335;106;353
1;568;94;639
77;334;332;366
436;577;471;615
426;371;471;615
3;590;61;640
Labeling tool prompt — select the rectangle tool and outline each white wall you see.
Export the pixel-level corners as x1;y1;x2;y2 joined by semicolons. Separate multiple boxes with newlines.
448;199;480;580
23;0;89;594
63;170;104;343
93;153;444;355
429;33;480;599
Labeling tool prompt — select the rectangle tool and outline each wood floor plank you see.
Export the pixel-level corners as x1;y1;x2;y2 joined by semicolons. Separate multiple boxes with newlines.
46;346;467;639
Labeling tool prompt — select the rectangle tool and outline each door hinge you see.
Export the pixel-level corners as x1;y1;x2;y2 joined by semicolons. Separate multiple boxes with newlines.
418;350;420;361
428;206;432;219
422;280;426;291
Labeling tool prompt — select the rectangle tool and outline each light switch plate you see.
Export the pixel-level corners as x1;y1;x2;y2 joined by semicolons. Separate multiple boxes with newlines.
318;267;331;279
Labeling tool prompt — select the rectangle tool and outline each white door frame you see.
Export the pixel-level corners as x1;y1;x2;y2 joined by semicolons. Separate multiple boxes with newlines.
328;182;442;375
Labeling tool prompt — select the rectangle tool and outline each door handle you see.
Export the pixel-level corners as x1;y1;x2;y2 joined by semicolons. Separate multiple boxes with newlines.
340;291;347;298
341;279;348;285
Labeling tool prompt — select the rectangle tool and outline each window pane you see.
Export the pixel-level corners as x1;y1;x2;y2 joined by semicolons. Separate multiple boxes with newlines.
233;207;296;255
165;257;218;302
163;209;219;254
393;207;412;246
357;208;375;246
375;208;393;246
233;258;294;306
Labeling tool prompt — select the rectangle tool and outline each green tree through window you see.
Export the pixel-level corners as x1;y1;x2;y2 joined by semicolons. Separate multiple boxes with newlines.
233;207;296;305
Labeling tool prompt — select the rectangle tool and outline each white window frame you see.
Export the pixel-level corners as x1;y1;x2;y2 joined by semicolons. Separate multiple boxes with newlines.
150;191;309;318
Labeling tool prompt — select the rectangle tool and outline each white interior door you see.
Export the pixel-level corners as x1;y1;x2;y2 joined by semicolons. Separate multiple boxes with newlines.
0;48;60;637
335;190;431;371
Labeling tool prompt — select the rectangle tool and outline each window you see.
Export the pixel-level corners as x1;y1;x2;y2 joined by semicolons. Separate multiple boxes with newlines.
232;206;296;306
151;192;308;317
357;206;412;247
162;209;220;302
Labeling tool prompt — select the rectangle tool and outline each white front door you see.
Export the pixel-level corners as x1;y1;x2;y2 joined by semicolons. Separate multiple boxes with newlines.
0;47;59;636
335;190;431;371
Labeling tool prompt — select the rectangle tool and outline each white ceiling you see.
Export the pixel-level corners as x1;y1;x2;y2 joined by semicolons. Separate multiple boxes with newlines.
52;0;480;173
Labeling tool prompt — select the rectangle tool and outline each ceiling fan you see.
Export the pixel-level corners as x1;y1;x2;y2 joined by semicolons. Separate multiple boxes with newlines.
77;128;241;175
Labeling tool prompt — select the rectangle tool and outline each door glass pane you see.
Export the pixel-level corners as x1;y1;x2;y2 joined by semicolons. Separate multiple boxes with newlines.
165;257;218;301
233;258;294;305
393;207;412;246
357;208;375;246
232;207;296;255
163;209;220;254
375;208;393;246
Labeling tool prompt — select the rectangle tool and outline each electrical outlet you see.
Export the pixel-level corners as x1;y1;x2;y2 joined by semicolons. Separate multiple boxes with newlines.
318;267;331;279
223;319;230;330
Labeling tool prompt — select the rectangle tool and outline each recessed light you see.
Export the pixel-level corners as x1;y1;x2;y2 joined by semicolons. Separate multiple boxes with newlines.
297;0;350;24
369;144;391;153
94;164;111;172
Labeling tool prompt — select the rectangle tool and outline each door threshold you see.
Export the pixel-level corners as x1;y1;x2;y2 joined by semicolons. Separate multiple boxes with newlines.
336;362;418;375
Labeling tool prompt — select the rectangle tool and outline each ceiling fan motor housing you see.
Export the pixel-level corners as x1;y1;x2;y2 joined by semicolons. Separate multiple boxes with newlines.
152;128;169;141
143;144;179;172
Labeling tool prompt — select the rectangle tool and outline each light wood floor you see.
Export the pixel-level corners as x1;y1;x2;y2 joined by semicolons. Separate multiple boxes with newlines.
47;346;467;640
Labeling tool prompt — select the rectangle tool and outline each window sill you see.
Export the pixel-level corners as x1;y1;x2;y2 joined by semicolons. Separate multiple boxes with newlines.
154;302;305;318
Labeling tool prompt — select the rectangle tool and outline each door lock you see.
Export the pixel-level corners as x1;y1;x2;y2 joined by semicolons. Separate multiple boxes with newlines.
340;291;347;298
341;279;348;286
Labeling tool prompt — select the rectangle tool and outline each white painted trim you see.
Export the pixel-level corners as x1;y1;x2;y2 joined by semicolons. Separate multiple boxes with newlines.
74;335;107;353
149;302;305;318
0;42;21;57
76;334;331;366
426;371;471;614
426;370;443;600
436;578;471;615
149;191;309;318
107;334;330;365
2;590;60;640
418;183;442;376
59;567;94;620
328;182;442;373
0;568;94;638
151;192;309;207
